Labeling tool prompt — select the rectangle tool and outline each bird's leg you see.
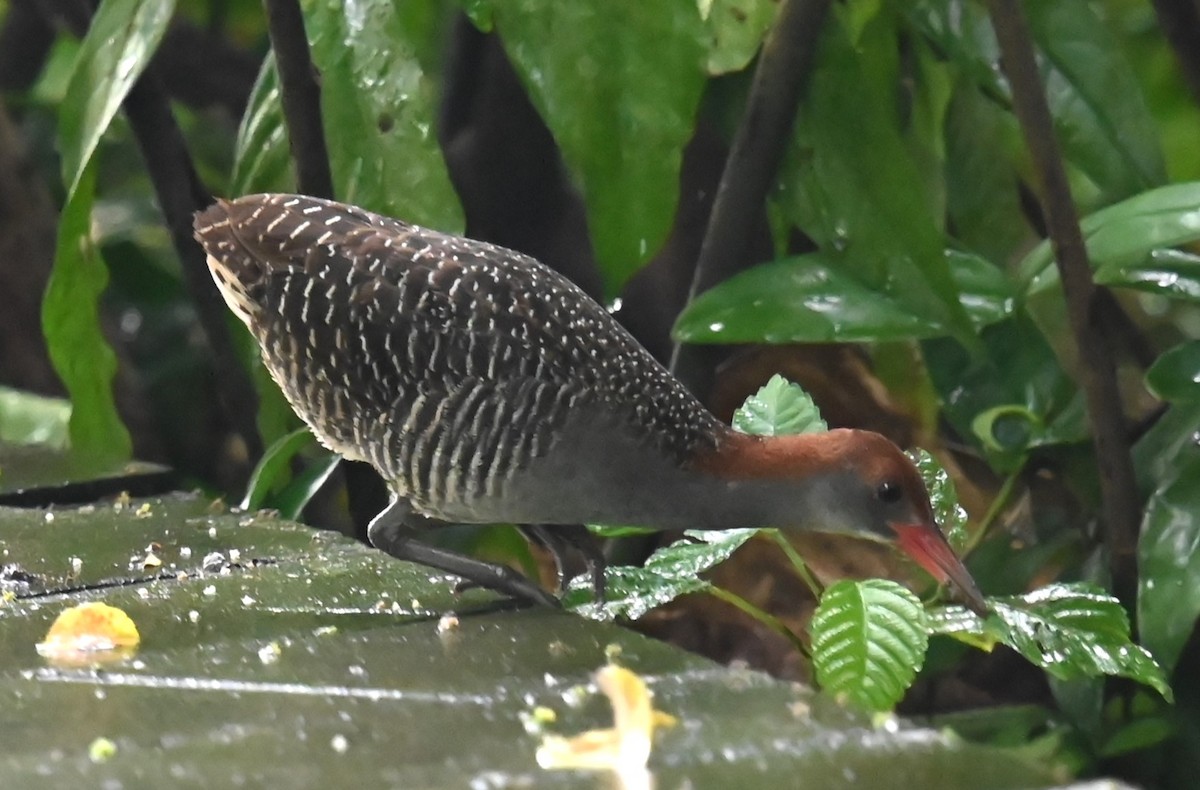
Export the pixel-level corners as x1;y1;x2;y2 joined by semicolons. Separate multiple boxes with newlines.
521;524;607;601
367;495;559;608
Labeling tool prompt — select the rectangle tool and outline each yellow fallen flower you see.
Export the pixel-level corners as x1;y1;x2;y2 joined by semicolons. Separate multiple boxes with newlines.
36;602;140;665
536;664;677;773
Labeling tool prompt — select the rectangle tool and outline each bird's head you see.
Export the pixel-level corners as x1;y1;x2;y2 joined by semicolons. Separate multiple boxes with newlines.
703;428;988;614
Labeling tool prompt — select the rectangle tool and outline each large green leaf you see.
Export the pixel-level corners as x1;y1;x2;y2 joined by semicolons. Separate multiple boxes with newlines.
1138;445;1200;673
1020;182;1200;293
58;0;175;199
231;53;294;196
731;374;826;436
303;0;463;231
811;579;929;712
469;0;707;294
778;8;974;343
564;529;759;620
1146;340;1200;402
673;250;1012;344
1025;0;1166;201
41;164;132;464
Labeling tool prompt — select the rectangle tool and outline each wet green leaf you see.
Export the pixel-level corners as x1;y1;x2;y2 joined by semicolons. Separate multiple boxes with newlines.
1096;249;1200;302
1138;449;1200;673
779;9;974;343
673;253;941;344
474;0;707;294
304;0;463;231
811;579;928;712
1146;339;1200;402
41;164;131;465
58;0;175;199
908;450;968;549
1020;182;1200;292
564;529;758;620
992;584;1172;700
732;375;826;436
0;387;71;449
231;53;293;195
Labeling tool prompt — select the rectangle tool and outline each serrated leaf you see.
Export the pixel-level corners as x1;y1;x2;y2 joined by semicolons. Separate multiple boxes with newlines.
1146;339;1200;402
41;163;132;465
473;0;707;294
58;0;175;199
907;449;968;549
732;375;825;436
992;584;1172;700
231;53;294;195
811;579;929;712
564;529;758;621
304;0;463;231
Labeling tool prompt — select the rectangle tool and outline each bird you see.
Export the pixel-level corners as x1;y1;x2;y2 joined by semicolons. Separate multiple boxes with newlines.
193;193;987;614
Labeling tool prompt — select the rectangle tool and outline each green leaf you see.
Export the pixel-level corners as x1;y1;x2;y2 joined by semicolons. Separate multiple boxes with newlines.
231;53;294;195
1096;249;1200;302
1146;340;1200;402
779;9;975;343
564;529;759;620
732;374;826;436
1020;182;1200;292
1025;0;1166;201
992;584;1173;701
303;0;463;231
673;250;1013;345
811;579;929;712
701;0;779;75
908;449;968;549
673;253;941;344
275;453;342;521
241;428;317;511
585;524;659;539
474;0;707;294
41;163;132;465
1138;449;1200;673
58;0;175;199
0;387;72;449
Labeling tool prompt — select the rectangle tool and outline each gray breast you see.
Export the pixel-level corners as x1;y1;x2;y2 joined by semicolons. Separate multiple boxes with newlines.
193;194;722;520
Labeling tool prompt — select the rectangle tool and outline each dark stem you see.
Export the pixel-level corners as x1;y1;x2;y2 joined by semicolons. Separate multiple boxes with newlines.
1149;0;1200;105
986;0;1140;602
262;0;334;199
122;73;264;462
262;0;382;531
671;0;832;399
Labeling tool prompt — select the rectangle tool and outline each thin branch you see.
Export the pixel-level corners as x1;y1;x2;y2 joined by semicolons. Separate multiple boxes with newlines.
671;0;832;399
262;0;333;198
122;73;264;462
986;0;1140;602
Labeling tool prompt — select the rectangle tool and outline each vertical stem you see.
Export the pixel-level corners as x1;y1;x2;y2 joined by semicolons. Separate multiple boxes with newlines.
262;0;334;199
986;0;1140;602
671;0;832;398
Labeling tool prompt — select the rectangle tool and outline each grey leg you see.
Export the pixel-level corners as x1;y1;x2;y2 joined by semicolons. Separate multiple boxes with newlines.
367;495;559;608
521;524;607;601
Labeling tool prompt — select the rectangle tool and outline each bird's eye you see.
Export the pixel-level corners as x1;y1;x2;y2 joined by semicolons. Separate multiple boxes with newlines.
876;480;902;503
